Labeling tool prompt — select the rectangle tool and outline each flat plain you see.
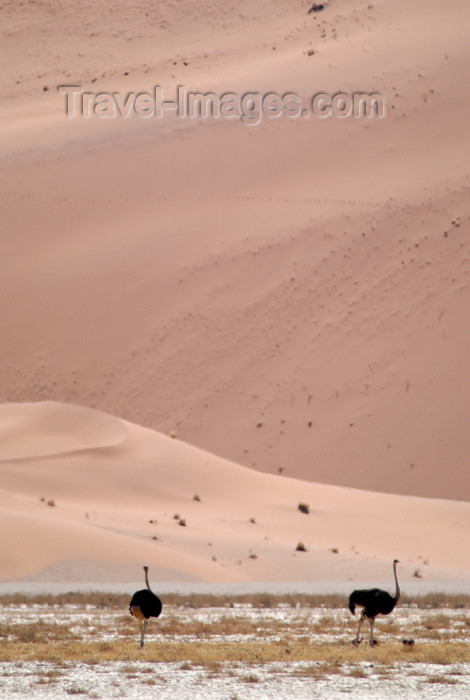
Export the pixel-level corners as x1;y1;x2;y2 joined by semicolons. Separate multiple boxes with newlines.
0;592;469;699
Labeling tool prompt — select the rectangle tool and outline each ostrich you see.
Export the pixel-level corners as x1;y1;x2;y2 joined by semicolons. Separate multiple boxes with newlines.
129;565;163;647
348;559;400;646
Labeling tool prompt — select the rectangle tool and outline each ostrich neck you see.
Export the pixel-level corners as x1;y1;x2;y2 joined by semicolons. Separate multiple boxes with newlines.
145;569;150;590
393;562;400;602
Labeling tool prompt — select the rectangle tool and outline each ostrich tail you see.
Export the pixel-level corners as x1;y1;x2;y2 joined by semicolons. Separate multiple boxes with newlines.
348;594;356;615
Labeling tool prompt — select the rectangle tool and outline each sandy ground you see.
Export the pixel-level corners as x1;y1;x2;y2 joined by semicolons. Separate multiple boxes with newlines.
1;0;469;504
0;401;469;585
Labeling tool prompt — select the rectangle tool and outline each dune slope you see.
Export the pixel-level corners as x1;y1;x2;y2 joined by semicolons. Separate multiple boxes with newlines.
0;402;468;584
1;0;469;500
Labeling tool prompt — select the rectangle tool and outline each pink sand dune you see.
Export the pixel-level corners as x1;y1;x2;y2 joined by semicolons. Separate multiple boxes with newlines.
1;0;469;503
0;402;468;584
1;0;469;583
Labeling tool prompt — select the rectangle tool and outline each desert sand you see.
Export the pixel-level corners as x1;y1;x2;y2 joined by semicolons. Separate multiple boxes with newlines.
1;0;469;584
0;401;469;584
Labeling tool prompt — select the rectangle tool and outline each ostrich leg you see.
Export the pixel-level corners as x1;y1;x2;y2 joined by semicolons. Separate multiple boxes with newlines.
369;618;377;647
140;620;148;648
353;611;365;645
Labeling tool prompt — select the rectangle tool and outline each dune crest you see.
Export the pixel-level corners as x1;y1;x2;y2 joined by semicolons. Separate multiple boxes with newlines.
0;401;127;461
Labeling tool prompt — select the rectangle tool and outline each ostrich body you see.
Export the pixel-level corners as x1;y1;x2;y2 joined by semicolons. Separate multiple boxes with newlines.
349;559;400;646
129;566;162;647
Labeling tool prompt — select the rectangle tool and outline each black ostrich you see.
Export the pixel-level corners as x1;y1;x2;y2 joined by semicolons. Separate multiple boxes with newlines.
129;565;163;647
348;559;400;646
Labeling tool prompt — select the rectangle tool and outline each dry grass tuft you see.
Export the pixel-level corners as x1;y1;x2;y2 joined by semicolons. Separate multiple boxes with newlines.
424;675;459;685
0;620;78;643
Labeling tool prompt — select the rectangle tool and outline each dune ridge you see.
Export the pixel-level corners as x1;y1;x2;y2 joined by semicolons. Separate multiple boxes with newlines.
0;401;127;461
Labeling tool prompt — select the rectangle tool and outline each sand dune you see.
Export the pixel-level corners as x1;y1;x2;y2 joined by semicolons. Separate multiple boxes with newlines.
1;0;469;503
0;402;468;584
1;0;469;597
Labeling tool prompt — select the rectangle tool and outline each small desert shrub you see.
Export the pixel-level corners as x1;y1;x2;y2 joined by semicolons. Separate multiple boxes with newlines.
294;660;342;679
65;685;88;695
249;518;256;524
178;518;187;527
298;503;309;514
242;674;260;683
192;494;201;502
47;498;56;507
296;542;307;552
423;613;452;630
348;666;367;678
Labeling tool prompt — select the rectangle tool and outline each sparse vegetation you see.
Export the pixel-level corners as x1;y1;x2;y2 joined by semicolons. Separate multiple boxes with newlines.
65;685;88;695
0;593;468;698
0;591;468;610
296;542;307;552
242;674;260;683
40;496;56;507
298;502;309;514
192;494;201;502
424;675;459;685
178;518;187;527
